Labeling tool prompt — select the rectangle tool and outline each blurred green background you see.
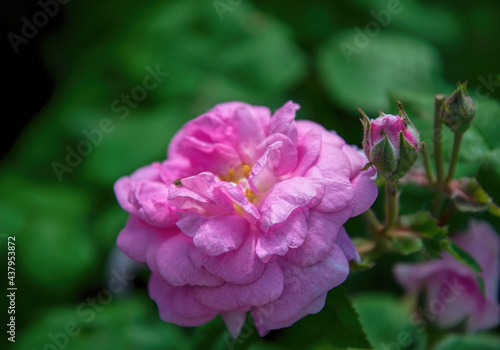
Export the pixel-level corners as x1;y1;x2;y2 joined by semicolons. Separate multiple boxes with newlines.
2;0;500;349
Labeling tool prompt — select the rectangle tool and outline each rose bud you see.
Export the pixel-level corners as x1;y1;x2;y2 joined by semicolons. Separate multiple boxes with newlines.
359;101;421;181
440;81;476;134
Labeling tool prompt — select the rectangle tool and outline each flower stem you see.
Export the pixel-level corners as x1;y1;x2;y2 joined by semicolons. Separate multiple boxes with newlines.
445;131;464;186
422;142;436;184
432;94;446;218
385;180;398;230
433;94;446;184
362;209;383;236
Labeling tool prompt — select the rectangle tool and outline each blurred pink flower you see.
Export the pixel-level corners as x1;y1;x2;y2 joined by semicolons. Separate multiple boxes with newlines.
394;220;500;332
114;101;377;336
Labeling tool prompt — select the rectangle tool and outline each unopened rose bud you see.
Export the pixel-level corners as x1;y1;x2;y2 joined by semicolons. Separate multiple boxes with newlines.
360;101;421;180
440;81;476;134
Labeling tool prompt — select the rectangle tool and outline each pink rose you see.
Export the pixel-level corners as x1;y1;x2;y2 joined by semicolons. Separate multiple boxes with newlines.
114;101;378;336
394;220;500;332
361;109;420;179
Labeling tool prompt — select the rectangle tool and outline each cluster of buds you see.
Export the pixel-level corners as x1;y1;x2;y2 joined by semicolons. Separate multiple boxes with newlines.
440;81;476;134
359;101;421;181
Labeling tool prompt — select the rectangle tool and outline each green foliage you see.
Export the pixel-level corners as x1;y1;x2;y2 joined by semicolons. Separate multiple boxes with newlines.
13;297;190;350
433;334;500;350
352;294;427;350
318;32;446;115
279;287;372;350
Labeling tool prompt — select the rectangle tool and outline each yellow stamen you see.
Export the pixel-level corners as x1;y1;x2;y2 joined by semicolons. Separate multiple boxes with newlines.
244;189;256;202
242;163;252;177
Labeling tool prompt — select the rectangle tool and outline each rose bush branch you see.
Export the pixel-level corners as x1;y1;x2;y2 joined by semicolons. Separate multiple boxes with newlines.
440;81;476;186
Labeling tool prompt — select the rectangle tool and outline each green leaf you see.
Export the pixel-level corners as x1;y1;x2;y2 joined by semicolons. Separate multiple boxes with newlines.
318;31;446;115
352;294;428;350
399;212;447;240
351;0;463;48
477;149;500;203
398;211;447;257
279;287;373;350
433;334;500;350
390;235;423;255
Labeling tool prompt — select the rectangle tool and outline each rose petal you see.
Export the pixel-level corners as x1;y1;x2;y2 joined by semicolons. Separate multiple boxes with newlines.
256;209;308;260
149;274;217;326
117;216;173;263
188;231;265;285
284;208;351;266
252;244;349;325
293;122;322;177
191;214;249;256
156;234;224;287
192;262;283;312
335;227;360;262
269;100;299;145
258;177;325;232
253;293;326;337
221;312;248;338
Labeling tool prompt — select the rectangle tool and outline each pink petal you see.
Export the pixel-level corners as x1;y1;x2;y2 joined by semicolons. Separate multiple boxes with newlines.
252;133;298;176
188;230;265;285
149;274;217;326
214;181;260;223
314;141;352;181
249;141;281;193
349;170;378;217
269;101;299;145
232;105;267;161
117;216;173;263
256;209;308;260
335;227;360;262
284;208;352;266
253;293;327;337
293;122;322;177
192;262;283;312
252;244;349;326
258;177;325;232
221;312;248;338
178;135;241;175
453;220;500;300
114;177;136;213
314;176;355;213
156;233;224;287
192;215;249;256
134;181;178;228
342;145;377;217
